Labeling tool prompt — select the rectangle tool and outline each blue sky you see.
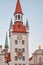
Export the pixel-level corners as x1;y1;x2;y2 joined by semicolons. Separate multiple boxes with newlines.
0;0;43;57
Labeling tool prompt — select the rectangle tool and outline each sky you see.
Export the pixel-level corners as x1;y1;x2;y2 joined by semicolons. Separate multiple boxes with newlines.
0;0;43;57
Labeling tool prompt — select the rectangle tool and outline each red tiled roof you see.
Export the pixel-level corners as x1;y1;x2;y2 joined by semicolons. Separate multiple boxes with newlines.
29;56;33;61
13;21;26;33
14;0;23;15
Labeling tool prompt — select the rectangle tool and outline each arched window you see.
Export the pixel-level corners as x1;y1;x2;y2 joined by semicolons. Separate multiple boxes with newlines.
15;15;17;20
18;15;20;20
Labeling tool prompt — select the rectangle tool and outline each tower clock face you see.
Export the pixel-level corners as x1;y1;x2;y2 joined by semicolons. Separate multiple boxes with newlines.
16;49;23;59
17;35;22;40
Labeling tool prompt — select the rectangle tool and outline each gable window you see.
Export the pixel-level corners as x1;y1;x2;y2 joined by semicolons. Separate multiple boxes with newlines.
18;15;20;20
18;24;21;28
15;40;17;44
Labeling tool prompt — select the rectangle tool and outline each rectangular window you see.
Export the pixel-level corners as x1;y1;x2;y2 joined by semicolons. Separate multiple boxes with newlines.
22;48;25;52
19;64;21;65
22;56;25;61
23;64;25;65
15;64;17;65
15;48;17;52
15;56;18;61
15;40;17;44
22;40;24;44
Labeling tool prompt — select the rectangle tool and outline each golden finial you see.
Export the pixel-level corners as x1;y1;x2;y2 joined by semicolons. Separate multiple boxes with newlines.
38;45;41;49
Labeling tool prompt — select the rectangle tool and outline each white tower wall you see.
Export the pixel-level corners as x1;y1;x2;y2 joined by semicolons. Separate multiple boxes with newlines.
9;33;29;65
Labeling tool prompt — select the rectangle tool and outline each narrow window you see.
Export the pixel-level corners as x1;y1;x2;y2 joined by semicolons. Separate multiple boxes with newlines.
15;40;17;44
15;56;18;61
15;64;17;65
15;15;17;20
22;40;24;44
22;48;25;52
15;48;17;52
19;64;21;65
18;15;20;20
22;56;25;61
23;64;25;65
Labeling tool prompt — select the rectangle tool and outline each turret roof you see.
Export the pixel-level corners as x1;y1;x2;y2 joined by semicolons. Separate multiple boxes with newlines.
14;0;23;15
5;33;8;48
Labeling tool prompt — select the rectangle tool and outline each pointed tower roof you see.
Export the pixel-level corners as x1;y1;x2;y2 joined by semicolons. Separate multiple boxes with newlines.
5;33;8;48
26;19;29;27
14;0;23;15
10;18;13;27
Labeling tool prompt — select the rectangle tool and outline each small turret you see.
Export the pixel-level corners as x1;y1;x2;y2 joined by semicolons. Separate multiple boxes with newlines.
5;32;8;48
25;19;29;32
9;18;13;37
38;45;42;49
26;19;29;27
5;32;8;58
10;18;13;27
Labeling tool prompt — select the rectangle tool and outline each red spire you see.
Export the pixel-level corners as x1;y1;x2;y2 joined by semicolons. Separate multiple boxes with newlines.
14;0;23;15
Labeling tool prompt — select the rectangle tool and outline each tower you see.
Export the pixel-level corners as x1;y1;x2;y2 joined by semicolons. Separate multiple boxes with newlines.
9;0;29;65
